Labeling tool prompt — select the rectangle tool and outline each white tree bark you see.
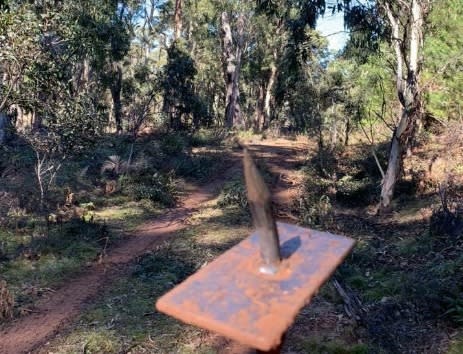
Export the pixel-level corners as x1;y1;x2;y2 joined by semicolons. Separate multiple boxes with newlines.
379;0;425;212
263;54;277;126
174;0;183;41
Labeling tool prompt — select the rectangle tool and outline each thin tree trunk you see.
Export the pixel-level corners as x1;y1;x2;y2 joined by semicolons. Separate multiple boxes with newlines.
0;112;7;144
110;63;123;133
379;0;424;212
31;110;42;132
34;152;45;213
380;118;404;211
344;116;351;146
174;0;182;41
263;53;277;127
331;98;337;150
255;83;265;131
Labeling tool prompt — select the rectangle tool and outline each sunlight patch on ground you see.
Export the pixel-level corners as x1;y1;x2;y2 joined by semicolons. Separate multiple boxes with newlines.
94;204;146;221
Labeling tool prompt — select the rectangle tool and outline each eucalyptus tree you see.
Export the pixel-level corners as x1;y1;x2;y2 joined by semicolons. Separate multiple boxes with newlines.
344;0;431;212
247;4;286;131
254;0;328;132
377;0;430;212
182;0;223;127
0;0;138;213
219;2;250;129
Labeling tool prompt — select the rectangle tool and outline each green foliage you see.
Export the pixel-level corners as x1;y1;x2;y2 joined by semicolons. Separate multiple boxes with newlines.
424;0;463;120
0;218;114;319
336;176;377;206
38;199;250;353
296;194;333;228
160;133;188;155
173;153;220;181
293;338;368;354
100;155;127;176
449;335;463;354
443;294;463;325
189;129;225;147
121;172;177;208
161;43;205;130
343;3;386;63
81;331;118;354
217;179;248;211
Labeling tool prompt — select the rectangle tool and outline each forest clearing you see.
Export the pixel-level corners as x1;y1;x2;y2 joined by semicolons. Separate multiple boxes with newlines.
0;0;462;353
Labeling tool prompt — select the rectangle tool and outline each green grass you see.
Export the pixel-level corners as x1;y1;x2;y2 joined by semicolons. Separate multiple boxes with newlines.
0;198;161;320
0;132;231;326
297;141;463;352
291;339;369;354
43;203;250;353
0;220;113;315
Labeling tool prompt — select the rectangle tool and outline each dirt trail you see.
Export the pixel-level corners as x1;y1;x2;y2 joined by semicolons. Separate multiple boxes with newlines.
0;138;307;354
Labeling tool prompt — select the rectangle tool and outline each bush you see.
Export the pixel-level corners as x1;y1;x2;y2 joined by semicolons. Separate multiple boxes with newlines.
336;176;377;206
160;134;187;155
189;129;225;147
121;172;176;207
174;153;221;181
295;194;333;228
217;179;248;211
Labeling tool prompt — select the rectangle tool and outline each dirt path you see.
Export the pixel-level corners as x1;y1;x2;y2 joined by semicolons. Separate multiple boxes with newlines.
0;138;308;354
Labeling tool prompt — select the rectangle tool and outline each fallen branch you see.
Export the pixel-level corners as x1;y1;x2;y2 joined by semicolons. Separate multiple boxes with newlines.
332;278;366;323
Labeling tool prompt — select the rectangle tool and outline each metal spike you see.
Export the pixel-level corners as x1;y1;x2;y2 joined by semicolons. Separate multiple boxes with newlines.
243;148;281;274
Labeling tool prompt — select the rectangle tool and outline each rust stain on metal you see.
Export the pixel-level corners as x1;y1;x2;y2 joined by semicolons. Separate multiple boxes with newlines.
156;222;355;351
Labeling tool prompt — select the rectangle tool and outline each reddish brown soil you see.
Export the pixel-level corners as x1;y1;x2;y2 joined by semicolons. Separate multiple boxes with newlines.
0;138;308;354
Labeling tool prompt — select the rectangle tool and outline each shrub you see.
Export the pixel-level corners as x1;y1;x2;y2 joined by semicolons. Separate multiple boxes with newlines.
217;179;248;211
296;194;333;228
189;129;225;147
160;134;187;155
121;172;177;207
336;176;377;206
174;153;220;181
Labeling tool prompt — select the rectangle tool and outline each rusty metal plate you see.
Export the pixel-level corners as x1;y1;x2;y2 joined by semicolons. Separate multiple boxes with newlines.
155;222;355;351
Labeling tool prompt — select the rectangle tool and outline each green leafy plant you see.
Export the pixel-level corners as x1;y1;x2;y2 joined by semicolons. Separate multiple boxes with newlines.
217;179;248;211
296;194;333;227
122;172;177;207
160;134;187;156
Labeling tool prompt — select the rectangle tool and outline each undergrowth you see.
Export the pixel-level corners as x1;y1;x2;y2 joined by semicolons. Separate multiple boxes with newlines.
42;203;250;353
0;219;115;321
0;130;228;325
296;136;463;352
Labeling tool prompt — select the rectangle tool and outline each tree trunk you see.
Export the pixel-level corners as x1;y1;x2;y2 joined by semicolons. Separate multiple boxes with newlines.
344;116;351;146
255;83;265;131
221;12;244;129
379;0;424;212
174;0;183;41
0;112;7;145
110;63;123;133
330;99;337;150
31;110;42;132
263;52;278;128
380;119;404;212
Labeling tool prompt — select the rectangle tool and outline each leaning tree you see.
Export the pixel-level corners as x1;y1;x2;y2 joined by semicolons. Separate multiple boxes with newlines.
345;0;431;212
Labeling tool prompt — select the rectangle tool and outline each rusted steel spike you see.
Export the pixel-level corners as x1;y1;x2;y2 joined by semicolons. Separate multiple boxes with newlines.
243;148;281;275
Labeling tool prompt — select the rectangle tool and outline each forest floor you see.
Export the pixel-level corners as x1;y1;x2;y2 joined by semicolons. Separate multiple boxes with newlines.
0;137;318;354
0;134;462;354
